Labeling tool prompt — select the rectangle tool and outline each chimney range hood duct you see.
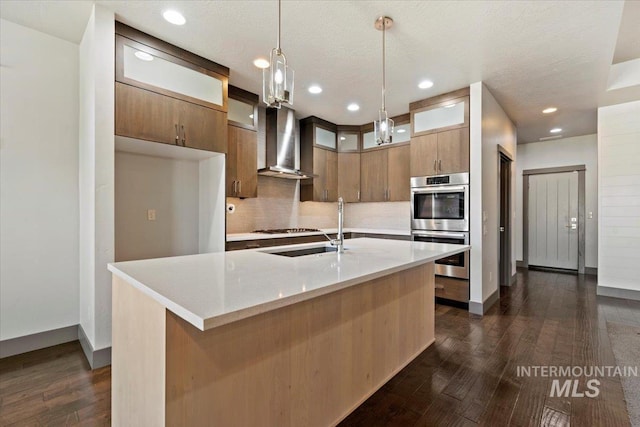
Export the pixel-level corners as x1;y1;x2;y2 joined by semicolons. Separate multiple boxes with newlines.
258;107;315;179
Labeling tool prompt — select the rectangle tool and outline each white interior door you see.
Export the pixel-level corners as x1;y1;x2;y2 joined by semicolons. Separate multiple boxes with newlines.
528;172;579;270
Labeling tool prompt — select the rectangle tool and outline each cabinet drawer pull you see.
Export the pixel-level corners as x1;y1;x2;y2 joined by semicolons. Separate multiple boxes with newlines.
246;243;261;249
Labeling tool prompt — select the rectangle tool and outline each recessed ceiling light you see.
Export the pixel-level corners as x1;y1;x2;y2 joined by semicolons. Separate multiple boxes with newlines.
542;107;558;114
347;103;360;112
308;85;322;94
134;51;154;61
253;58;270;69
550;128;562;133
396;129;406;133
163;10;186;25
340;136;346;141
418;80;434;89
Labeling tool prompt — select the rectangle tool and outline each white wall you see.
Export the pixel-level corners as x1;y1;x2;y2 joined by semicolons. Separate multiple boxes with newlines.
598;100;640;294
115;152;200;261
0;19;79;340
516;134;598;267
469;82;518;308
79;5;115;352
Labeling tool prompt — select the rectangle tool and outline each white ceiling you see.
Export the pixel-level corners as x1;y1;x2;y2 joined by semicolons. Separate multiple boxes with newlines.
2;1;638;143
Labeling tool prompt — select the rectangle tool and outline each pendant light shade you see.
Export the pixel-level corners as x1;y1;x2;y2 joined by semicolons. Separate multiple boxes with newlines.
374;16;394;145
263;0;294;108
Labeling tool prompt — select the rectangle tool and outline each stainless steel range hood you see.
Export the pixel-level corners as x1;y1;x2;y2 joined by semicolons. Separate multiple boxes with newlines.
258;107;315;179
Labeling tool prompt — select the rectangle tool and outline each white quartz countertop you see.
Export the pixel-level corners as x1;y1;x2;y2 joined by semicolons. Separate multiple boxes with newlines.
226;228;411;242
108;238;469;331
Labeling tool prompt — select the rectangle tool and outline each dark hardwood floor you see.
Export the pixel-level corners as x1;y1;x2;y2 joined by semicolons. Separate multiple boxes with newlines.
0;269;636;426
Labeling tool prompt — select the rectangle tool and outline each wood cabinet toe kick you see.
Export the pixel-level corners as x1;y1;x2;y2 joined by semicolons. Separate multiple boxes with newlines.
112;262;435;426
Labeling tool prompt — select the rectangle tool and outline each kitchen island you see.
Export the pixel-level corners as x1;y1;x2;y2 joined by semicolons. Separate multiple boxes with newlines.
108;238;469;426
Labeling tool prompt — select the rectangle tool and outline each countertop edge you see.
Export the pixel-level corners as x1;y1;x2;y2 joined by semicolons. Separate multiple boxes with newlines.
109;242;469;332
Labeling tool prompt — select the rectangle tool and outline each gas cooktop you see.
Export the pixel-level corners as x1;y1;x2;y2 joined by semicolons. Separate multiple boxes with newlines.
253;228;322;234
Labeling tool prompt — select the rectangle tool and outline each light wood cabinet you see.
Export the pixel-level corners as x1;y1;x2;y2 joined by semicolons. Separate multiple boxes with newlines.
338;152;361;202
309;148;338;202
410;128;469;176
226;86;259;198
300;117;338;202
115;22;229;154
227;125;257;198
360;145;410;202
116;83;227;153
387;145;411;201
360;149;388;202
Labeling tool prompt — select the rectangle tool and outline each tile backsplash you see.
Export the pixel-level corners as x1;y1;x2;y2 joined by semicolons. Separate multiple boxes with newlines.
226;176;410;234
225;176;337;233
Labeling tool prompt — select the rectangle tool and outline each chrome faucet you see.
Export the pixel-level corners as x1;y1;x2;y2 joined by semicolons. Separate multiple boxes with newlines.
336;197;344;253
322;197;345;253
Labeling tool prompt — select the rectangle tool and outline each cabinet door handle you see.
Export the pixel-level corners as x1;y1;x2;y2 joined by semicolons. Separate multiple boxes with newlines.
238;180;242;195
181;125;186;146
233;180;237;195
357;190;360;201
175;124;180;145
438;159;442;171
433;159;437;172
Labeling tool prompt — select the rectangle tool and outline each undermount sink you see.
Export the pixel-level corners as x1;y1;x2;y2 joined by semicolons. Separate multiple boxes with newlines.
266;246;339;257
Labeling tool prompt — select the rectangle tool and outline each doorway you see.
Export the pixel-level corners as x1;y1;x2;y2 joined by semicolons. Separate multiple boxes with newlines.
498;146;513;287
523;165;586;274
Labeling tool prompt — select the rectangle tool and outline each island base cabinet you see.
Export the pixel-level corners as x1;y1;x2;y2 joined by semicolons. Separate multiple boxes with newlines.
112;263;435;426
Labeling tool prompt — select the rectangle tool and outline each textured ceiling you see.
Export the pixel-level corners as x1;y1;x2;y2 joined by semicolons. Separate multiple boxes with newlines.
2;1;637;143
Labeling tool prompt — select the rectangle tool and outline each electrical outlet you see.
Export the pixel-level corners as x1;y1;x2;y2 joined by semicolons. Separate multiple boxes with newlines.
588;211;593;219
147;209;156;221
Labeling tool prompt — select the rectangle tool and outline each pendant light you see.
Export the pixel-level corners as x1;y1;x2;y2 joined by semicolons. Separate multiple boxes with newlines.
263;0;294;108
374;16;394;145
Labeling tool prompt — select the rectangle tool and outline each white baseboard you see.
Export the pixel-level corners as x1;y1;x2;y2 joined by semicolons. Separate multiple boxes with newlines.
597;285;640;302
78;324;111;369
0;325;78;359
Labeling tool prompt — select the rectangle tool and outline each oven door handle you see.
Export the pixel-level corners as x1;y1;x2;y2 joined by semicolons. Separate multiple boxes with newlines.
411;186;467;194
412;231;467;239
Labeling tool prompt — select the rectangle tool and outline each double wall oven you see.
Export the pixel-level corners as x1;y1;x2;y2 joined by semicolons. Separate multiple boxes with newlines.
411;173;469;280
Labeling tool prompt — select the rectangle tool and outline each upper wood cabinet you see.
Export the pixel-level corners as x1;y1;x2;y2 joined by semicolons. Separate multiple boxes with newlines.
387;144;411;201
227;126;257;198
410;89;470;176
338;152;361;202
410;126;469;176
300;117;338;202
227;86;259;198
114;22;229;153
360;144;410;202
116;82;227;153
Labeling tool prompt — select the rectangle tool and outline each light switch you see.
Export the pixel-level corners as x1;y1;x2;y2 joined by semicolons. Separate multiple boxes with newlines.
147;209;156;221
